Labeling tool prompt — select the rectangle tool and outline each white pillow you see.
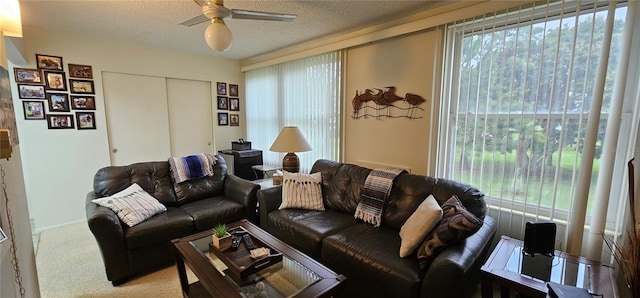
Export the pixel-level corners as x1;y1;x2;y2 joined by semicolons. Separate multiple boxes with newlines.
398;195;443;258
92;183;167;227
279;171;324;211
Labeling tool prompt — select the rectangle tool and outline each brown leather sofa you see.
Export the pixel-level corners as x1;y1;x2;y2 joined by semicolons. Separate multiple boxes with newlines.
85;155;259;285
258;159;497;298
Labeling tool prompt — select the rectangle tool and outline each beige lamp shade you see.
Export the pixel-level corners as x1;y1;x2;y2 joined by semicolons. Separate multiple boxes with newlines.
0;0;22;37
270;126;311;173
270;126;312;153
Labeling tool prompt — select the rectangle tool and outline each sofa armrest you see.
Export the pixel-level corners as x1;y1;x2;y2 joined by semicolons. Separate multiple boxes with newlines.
85;191;129;284
420;215;497;298
257;186;282;229
223;174;260;223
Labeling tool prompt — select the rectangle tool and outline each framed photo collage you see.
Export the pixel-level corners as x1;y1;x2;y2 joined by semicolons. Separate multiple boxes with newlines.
16;54;96;130
216;82;240;126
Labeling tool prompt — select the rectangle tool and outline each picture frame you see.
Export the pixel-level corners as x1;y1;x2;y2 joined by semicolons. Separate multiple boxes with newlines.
14;68;43;84
18;84;46;99
217;96;228;110
76;112;96;130
68;64;93;79
230;114;239;126
69;79;95;94
229;84;238;96
218;112;228;126
47;114;74;129
22;101;46;120
36;54;64;71
43;71;67;91
70;95;96;110
229;97;239;111
47;93;70;112
217;82;227;95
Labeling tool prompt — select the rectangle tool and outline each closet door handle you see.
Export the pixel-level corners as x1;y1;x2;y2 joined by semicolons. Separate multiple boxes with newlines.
112;148;118;153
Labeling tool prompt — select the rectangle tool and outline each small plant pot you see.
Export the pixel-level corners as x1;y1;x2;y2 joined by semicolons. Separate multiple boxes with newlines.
212;232;232;251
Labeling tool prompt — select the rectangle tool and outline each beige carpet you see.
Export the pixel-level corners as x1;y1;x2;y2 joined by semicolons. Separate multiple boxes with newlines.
35;222;194;298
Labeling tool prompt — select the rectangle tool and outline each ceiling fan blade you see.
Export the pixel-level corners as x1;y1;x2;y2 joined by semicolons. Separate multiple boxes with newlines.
230;9;296;22
179;14;210;27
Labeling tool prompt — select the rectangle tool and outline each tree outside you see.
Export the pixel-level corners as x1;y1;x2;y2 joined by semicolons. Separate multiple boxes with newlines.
452;7;625;211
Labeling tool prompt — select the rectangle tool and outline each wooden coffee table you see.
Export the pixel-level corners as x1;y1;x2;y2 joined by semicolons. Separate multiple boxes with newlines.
481;235;618;298
172;219;347;298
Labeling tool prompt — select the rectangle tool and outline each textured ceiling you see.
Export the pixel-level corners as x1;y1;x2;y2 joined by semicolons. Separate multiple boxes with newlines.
19;0;446;61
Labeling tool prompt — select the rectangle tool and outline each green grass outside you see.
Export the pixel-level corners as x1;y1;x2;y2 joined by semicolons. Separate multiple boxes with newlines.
453;147;600;212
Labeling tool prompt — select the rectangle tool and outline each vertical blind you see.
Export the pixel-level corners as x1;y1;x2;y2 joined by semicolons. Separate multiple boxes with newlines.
245;51;342;173
440;0;635;259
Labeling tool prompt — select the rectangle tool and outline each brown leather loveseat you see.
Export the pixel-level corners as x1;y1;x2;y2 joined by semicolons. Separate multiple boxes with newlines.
85;154;259;285
258;159;497;298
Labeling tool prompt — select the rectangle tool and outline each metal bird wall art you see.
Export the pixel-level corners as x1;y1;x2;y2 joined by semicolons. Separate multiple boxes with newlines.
352;87;426;120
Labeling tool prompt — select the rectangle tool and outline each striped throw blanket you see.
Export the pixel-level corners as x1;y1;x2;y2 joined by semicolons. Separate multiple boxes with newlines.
354;168;406;227
168;153;217;183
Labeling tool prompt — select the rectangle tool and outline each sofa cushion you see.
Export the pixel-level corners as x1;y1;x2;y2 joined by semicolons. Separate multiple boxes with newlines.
399;195;442;257
266;209;357;258
173;155;227;205
93;161;179;207
417;195;483;266
124;207;194;249
180;196;246;231
321;223;422;298
280;171;324;211
311;159;371;214
92;183;167;227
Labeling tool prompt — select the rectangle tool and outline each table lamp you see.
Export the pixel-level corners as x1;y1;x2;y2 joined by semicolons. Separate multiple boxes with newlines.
270;126;311;173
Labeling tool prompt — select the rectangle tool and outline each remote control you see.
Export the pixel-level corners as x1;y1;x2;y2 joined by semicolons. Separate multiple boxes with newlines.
242;234;257;250
231;235;241;250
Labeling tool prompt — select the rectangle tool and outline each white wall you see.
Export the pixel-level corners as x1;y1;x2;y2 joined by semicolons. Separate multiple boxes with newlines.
10;26;244;231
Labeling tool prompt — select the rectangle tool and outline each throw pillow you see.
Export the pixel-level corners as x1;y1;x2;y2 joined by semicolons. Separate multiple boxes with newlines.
92;183;167;227
279;171;324;211
168;153;216;184
417;195;483;268
398;195;443;258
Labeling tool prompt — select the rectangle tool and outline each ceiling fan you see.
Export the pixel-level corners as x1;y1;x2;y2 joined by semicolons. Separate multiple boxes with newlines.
180;0;297;52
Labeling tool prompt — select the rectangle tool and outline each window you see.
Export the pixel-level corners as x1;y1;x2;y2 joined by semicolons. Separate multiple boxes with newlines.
440;1;631;246
245;51;342;172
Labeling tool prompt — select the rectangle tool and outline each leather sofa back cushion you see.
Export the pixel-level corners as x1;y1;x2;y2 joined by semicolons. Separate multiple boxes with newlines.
311;159;487;231
173;155;227;205
93;161;178;207
312;159;370;214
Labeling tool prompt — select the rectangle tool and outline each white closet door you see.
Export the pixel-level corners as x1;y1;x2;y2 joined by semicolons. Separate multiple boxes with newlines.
166;78;213;157
102;72;171;165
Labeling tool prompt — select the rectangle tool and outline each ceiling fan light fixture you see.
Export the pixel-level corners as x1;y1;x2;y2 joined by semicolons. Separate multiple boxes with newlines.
205;18;232;52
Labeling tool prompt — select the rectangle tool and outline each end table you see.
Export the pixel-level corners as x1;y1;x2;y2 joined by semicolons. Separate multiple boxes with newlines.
481;235;618;298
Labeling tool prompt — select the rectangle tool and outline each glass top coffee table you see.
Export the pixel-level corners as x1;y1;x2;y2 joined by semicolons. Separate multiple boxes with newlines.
172;219;347;298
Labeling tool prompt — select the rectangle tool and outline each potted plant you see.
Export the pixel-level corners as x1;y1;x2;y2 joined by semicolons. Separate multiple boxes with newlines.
212;224;232;251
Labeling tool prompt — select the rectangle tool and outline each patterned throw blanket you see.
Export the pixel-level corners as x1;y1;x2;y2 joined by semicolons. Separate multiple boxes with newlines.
354;168;406;227
168;153;217;183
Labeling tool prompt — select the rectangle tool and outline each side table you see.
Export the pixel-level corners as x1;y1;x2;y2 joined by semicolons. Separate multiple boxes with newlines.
252;178;281;226
481;235;618;298
251;165;280;180
253;178;280;189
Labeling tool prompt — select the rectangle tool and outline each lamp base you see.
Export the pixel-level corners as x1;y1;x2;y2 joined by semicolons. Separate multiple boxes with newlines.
282;152;299;173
